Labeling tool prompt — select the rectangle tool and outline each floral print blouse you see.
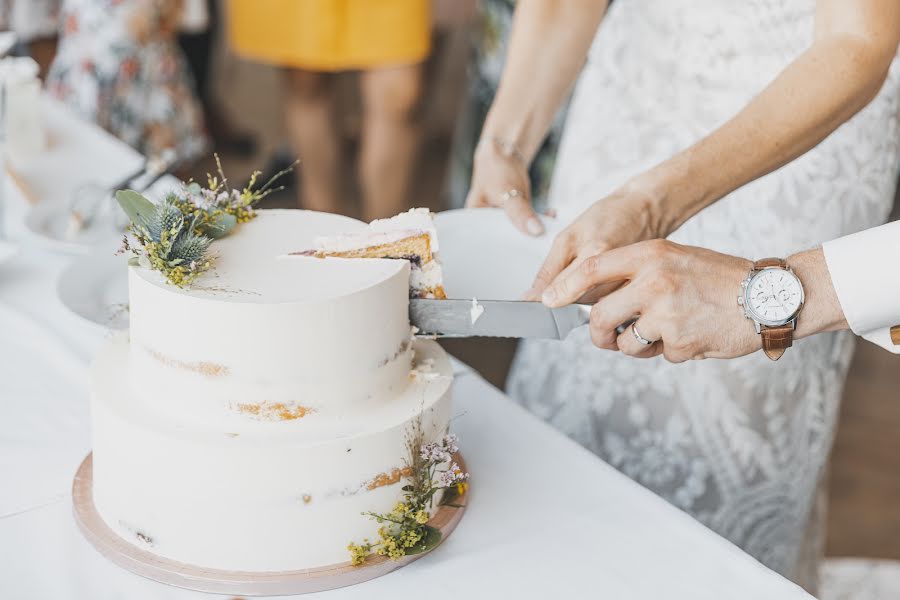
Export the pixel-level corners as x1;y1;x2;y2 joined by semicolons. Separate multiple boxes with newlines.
46;0;207;163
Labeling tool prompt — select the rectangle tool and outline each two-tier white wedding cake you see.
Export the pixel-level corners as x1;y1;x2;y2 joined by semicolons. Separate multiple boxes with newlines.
89;209;454;571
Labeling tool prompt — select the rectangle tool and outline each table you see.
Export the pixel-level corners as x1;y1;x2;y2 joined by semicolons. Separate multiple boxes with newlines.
0;101;814;599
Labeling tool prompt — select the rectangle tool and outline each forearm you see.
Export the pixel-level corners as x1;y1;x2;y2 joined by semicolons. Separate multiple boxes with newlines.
645;34;898;234
788;248;848;339
478;0;608;163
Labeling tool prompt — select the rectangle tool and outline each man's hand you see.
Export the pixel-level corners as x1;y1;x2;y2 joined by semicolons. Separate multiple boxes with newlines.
540;240;760;362
523;179;669;302
539;240;849;362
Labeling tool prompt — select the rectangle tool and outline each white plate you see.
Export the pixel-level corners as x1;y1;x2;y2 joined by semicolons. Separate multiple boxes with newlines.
57;251;129;329
435;208;562;300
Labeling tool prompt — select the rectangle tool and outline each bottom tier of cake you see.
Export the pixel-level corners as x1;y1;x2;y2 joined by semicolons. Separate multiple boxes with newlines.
89;335;454;572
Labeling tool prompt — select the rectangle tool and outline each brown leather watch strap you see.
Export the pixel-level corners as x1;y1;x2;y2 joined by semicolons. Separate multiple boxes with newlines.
761;324;794;361
753;257;787;269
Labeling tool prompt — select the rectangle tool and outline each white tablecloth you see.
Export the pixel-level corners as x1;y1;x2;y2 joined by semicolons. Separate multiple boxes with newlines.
0;102;814;599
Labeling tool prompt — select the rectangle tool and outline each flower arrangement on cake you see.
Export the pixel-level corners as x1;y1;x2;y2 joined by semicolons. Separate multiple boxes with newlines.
116;157;293;287
348;428;469;566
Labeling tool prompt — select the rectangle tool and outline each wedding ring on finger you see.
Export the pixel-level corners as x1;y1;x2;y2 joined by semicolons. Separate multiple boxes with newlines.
500;188;521;205
632;322;654;346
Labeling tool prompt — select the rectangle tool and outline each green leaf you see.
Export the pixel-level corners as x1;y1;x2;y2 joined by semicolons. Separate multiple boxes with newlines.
404;526;442;556
127;256;140;267
202;211;237;239
115;190;156;229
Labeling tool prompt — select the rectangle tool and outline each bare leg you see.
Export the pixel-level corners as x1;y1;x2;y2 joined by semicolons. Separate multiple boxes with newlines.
358;64;424;221
283;69;342;212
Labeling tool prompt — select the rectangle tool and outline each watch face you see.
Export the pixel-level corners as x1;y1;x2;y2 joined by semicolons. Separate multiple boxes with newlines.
744;268;803;326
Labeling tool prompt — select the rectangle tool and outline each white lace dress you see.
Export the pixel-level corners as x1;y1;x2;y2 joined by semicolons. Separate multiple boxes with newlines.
507;0;900;591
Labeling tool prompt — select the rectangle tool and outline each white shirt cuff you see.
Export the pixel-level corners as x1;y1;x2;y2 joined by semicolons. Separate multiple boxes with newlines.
823;220;900;353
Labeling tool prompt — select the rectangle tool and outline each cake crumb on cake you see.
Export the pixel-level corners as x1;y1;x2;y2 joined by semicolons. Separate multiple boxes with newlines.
470;297;484;324
366;466;413;491
234;401;314;421
145;347;229;378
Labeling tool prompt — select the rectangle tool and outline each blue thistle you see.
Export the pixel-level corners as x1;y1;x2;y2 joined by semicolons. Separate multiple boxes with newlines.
146;200;184;243
169;229;212;265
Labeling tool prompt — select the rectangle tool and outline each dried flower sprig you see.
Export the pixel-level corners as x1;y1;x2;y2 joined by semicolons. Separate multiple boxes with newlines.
115;157;295;287
347;431;468;566
116;192;213;287
172;154;296;228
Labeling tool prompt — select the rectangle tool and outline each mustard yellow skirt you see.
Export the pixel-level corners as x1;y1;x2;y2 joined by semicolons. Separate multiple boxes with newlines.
227;0;431;71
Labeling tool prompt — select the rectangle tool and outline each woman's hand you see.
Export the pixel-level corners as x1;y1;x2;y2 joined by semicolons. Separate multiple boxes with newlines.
524;177;669;301
465;139;543;236
463;1;609;235
541;240;758;362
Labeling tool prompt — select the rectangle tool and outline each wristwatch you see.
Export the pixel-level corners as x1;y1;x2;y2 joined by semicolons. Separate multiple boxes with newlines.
738;258;805;361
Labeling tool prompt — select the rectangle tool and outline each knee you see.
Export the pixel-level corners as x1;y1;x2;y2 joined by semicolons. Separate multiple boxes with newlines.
285;69;331;100
363;69;424;123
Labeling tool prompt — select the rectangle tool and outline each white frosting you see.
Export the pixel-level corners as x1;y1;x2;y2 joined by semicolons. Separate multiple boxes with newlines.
313;229;422;254
128;210;415;419
91;335;452;571
369;208;439;252
470;298;484;324
89;208;456;571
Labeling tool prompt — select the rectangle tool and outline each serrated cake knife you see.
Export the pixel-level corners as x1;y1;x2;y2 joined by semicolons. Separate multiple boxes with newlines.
410;298;596;340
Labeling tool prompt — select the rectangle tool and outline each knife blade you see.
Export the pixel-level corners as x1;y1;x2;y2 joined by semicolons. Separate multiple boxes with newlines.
409;298;593;340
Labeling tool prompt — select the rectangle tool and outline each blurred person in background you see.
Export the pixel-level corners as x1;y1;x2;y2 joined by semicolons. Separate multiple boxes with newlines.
0;0;60;77
177;0;255;156
228;0;431;220
46;0;207;164
467;0;900;593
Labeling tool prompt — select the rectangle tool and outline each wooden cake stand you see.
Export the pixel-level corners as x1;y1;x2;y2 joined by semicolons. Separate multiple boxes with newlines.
72;453;468;596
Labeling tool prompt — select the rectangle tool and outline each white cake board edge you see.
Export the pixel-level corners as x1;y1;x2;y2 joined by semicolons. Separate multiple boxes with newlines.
72;452;469;596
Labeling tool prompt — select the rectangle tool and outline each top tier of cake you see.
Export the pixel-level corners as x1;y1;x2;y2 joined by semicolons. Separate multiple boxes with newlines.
128;209;416;425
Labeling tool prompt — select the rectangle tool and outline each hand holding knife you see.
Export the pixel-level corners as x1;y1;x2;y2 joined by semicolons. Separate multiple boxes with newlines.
410;298;634;340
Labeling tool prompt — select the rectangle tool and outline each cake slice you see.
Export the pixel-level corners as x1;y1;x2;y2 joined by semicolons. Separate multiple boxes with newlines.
298;208;447;299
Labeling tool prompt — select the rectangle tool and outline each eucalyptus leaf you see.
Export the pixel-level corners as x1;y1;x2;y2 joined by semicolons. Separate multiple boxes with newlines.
202;211;237;239
405;526;442;556
127;256;140;267
187;182;202;195
115;190;156;229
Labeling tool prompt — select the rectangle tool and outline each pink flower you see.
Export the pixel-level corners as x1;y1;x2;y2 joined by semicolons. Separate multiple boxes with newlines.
438;463;469;488
420;442;450;463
